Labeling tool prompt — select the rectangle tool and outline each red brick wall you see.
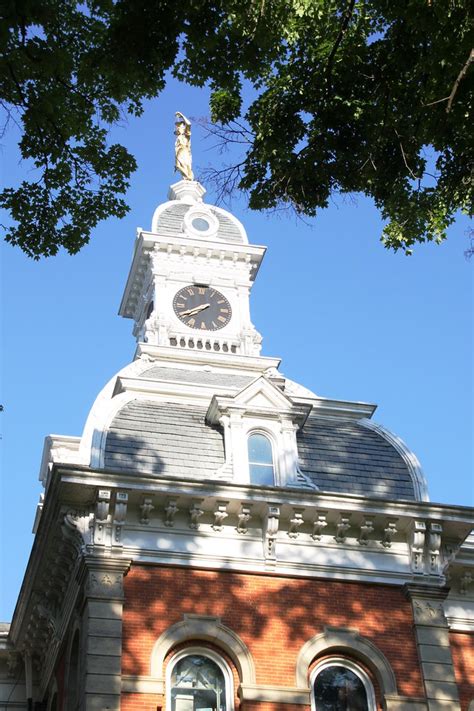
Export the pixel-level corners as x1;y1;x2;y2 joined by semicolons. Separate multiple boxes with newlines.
450;630;474;711
121;565;425;710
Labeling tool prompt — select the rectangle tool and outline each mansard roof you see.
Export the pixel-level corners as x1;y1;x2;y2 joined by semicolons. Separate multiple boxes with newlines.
85;354;428;502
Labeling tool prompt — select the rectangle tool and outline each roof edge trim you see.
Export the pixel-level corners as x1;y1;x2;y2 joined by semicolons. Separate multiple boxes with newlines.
359;418;429;502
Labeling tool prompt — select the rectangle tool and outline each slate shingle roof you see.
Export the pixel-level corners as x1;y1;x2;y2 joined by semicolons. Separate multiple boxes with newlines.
141;366;253;390
104;401;225;479
155;203;244;243
104;387;417;499
297;416;416;499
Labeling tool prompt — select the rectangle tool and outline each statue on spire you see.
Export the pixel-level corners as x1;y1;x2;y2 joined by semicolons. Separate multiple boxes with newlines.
174;112;194;181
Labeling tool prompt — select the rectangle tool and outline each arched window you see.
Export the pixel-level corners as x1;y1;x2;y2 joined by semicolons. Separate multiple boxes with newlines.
168;650;233;711
311;658;376;711
248;433;275;485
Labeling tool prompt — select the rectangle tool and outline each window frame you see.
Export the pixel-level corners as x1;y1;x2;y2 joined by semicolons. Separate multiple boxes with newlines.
166;647;234;711
310;656;376;711
247;429;277;486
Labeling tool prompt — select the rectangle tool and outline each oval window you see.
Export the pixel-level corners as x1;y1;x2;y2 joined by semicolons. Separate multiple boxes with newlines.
192;218;210;232
248;433;275;485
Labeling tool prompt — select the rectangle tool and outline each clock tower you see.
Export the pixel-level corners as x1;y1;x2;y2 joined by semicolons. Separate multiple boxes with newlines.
119;179;265;358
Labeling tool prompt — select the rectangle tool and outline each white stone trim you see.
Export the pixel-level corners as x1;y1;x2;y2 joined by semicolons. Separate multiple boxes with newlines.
150;614;256;684
238;684;310;704
183;206;220;240
384;696;427;710
310;657;376;711
296;627;398;696
359;418;429;501
122;675;164;694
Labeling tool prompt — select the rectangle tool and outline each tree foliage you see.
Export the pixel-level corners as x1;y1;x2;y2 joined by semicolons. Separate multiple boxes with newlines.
1;0;472;257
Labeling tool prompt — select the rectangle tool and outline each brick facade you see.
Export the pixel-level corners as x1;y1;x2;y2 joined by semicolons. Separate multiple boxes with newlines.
450;631;474;711
121;564;425;710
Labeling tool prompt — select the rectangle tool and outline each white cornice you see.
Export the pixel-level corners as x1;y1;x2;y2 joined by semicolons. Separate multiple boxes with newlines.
133;344;281;371
119;230;266;319
56;465;474;530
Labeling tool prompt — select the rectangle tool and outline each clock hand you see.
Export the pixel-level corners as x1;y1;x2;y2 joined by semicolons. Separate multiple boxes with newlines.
181;303;210;317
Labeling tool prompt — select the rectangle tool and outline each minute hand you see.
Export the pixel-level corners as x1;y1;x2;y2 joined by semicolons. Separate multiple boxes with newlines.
181;303;210;317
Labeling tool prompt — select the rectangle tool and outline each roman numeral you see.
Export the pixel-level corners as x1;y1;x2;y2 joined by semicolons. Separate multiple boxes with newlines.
177;303;185;308
217;315;226;323
186;288;194;296
198;287;206;295
220;308;229;314
200;322;207;329
188;318;195;327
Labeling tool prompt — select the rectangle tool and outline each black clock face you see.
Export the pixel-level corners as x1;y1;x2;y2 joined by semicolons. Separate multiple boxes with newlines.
173;285;232;331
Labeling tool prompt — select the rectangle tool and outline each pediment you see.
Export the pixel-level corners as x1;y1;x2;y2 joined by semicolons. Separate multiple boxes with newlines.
207;376;312;426
232;376;294;410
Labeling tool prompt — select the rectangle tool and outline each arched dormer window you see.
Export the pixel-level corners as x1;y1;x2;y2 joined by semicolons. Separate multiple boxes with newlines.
248;432;275;485
311;658;376;711
167;649;233;711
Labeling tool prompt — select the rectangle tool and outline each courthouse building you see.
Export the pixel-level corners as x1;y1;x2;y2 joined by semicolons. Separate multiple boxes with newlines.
0;167;473;710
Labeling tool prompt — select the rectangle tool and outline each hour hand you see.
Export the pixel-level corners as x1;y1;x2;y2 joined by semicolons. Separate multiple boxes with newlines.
180;303;210;317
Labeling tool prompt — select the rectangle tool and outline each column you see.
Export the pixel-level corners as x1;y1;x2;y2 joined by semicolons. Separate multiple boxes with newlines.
406;585;461;711
80;557;131;711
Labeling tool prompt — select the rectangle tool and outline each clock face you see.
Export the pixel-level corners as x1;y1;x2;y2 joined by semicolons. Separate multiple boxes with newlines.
173;285;232;331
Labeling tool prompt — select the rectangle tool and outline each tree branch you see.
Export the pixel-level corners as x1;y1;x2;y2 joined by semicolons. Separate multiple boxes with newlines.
446;48;474;112
325;0;356;94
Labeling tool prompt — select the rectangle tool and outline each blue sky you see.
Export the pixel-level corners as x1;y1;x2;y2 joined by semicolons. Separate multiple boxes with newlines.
1;80;473;621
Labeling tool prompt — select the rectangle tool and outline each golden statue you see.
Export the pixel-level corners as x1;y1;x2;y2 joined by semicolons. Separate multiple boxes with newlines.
175;112;194;181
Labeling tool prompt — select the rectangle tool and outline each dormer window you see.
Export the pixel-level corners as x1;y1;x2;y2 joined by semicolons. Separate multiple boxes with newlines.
248;433;275;485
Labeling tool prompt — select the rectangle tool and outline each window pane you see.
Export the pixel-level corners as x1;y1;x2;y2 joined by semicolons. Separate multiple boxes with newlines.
314;666;369;711
249;464;274;486
248;434;273;464
171;655;227;711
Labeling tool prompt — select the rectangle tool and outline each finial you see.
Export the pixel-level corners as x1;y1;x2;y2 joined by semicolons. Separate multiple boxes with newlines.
175;112;194;181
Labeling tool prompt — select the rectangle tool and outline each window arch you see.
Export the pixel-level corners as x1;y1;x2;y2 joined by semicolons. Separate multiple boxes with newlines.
167;648;234;711
311;658;376;711
247;432;275;485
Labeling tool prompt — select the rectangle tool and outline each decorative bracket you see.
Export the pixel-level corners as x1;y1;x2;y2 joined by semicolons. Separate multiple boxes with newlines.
428;523;443;575
189;500;204;530
460;571;473;595
334;516;351;544
113;491;128;546
237;505;252;534
263;505;280;560
358;518;374;546
94;489;111;546
409;520;427;573
212;501;229;531
140;496;154;524
164;499;179;527
311;512;328;541
288;509;305;538
381;520;398;548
